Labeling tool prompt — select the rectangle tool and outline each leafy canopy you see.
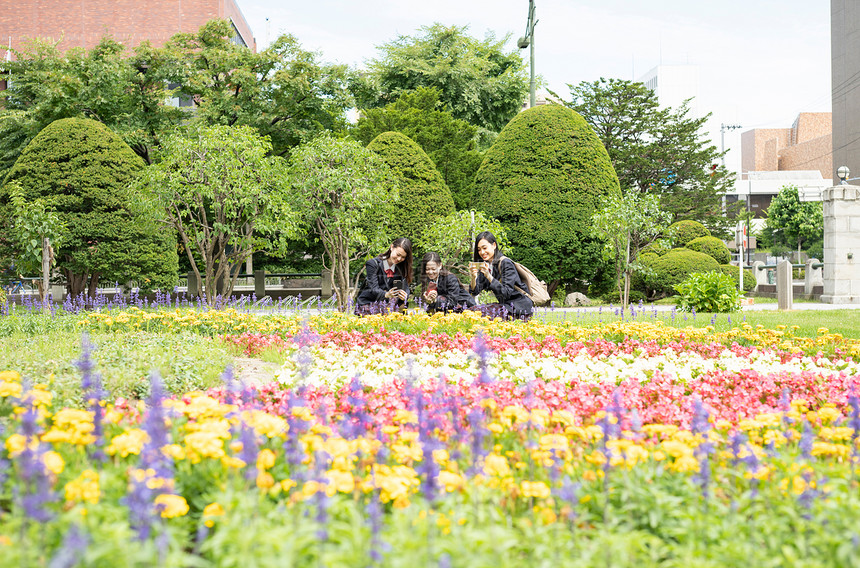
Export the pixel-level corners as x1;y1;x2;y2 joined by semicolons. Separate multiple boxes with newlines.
141;125;298;305
352;87;483;209
288;134;399;310
473;104;621;294
764;184;823;254
416;210;509;279
356;24;529;134
554;78;734;234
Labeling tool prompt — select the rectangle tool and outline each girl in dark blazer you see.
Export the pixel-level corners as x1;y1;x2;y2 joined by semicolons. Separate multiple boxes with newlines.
354;237;414;315
468;231;533;320
419;252;476;313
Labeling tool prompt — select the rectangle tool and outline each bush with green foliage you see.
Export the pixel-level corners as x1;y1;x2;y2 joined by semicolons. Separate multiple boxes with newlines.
675;271;741;313
640;239;672;256
641;248;720;297
367;132;455;246
719;264;755;293
668;220;710;247
472;104;620;293
352;87;484;210
1;118;178;297
416;210;509;278
685;235;731;265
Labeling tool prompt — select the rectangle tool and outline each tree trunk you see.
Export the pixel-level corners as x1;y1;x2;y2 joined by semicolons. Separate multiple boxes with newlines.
41;237;50;307
88;273;100;299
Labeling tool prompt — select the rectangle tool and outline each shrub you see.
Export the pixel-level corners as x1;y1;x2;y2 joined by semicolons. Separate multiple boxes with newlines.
367;131;455;246
675;271;741;313
1;118;178;297
640;239;672;256
719;264;755;293
643;248;720;297
473;104;620;291
685;236;731;264
668;220;710;247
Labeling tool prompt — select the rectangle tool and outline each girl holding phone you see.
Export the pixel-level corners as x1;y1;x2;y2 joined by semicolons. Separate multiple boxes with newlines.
419;252;475;313
468;231;533;320
354;238;413;315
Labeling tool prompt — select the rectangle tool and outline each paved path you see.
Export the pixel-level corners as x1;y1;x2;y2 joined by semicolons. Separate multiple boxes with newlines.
538;301;860;314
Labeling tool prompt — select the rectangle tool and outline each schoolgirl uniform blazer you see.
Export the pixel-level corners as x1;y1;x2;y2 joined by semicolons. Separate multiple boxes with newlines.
425;273;476;312
469;257;534;315
355;257;408;309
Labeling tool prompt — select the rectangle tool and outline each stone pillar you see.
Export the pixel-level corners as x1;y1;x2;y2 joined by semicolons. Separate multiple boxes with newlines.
254;270;266;299
804;258;824;295
187;271;199;298
752;260;768;289
776;259;794;310
321;269;332;298
821;184;860;303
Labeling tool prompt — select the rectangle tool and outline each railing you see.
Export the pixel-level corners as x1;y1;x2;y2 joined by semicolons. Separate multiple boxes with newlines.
752;258;824;303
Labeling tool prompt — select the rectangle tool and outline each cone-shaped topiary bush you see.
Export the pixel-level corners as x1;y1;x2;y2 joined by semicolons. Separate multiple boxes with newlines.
685;235;731;265
367;131;455;246
2;117;178;297
640;248;720;297
472;104;620;290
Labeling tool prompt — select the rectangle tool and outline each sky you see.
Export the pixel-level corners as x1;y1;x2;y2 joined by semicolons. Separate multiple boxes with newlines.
237;0;832;174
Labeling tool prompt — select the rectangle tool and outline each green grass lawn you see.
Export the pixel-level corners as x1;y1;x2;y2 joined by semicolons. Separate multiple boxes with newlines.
538;306;860;339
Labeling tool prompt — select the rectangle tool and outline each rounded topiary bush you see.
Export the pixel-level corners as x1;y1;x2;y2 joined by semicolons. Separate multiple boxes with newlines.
643;248;720;297
473;104;620;288
669;220;710;247
685;236;731;265
719;264;755;293
367;131;455;245
2;117;179;296
640;239;672;257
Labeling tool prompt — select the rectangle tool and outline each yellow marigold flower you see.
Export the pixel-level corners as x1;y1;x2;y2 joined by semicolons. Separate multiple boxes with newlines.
0;381;22;398
668;455;699;473
42;451;65;475
5;433;26;456
501;405;530;426
244;410;287;438
257;449;276;470
155;494;189;518
381;425;400;435
438;471;465;493
392;442;423;464
291;406;314;422
221;456;246;469
65;470;100;504
818;407;842;424
582;470;598;482
203;502;225;527
486;423;504;434
281;479;297;493
0;370;20;382
811;442;850;459
28;388;52;407
302;480;323;498
432;449;449;465
483;453;511;477
256;471;275;490
162;444;186;460
326;470;355;494
521;481;550;499
107;429;148;458
184;431;226;462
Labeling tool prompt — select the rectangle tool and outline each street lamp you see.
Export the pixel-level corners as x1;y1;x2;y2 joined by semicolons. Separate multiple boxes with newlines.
720;123;742;168
837;165;850;185
517;0;537;108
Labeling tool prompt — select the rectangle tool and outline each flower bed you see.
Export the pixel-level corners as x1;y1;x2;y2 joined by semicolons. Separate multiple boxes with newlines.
2;314;860;565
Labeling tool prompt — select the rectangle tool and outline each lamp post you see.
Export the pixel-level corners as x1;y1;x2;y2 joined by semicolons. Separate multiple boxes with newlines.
720;123;742;168
517;0;537;108
837;165;850;185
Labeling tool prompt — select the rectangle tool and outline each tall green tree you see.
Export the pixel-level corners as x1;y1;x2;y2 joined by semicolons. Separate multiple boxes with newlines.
366;131;455;246
140;125;298;306
352;87;483;209
554;78;734;234
473;104;621;295
764;184;823;256
163;20;353;157
356;24;529;134
1;118;178;297
288;135;399;311
592;192;672;308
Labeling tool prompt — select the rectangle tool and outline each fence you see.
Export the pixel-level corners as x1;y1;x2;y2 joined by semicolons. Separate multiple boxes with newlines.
752;258;823;298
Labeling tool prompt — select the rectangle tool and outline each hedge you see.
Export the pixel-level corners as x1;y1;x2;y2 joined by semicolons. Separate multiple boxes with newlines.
669;220;710;247
685;236;731;265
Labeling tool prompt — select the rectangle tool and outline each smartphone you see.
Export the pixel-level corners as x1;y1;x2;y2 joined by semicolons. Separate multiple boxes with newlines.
428;282;437;292
469;261;485;269
392;278;404;290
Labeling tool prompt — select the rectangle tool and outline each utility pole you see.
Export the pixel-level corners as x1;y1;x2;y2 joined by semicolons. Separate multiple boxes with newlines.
720;123;742;167
517;1;537;108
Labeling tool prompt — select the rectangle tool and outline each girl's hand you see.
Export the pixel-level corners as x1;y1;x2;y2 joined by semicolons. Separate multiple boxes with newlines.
424;290;438;303
479;262;492;281
385;288;399;300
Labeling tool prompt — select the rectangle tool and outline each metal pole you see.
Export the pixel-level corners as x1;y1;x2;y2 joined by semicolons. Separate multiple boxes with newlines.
529;0;535;108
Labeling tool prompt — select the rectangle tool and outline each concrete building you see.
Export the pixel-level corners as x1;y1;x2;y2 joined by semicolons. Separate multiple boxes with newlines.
0;0;255;87
832;0;860;183
638;64;700;118
740;113;832;179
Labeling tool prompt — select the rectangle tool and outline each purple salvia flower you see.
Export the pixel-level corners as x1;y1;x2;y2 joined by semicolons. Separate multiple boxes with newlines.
76;333;106;462
466;407;488;476
48;524;88;568
799;419;814;460
438;554;452;568
848;389;860;451
471;331;495;386
237;419;259;482
16;399;56;523
366;491;389;566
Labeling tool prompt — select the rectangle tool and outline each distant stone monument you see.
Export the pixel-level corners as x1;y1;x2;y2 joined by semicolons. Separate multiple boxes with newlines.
819;168;860;303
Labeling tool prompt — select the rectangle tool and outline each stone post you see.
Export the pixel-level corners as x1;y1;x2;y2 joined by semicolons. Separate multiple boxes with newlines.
321;269;332;298
752;260;768;290
776;259;794;310
804;258;823;295
821;184;860;303
254;270;266;299
187;271;199;298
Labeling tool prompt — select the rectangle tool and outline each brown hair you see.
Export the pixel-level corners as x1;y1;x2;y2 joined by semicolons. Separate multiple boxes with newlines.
379;237;414;284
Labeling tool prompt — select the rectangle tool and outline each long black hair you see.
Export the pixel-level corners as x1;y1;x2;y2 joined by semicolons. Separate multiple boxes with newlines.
379;237;414;284
472;231;501;264
419;251;449;290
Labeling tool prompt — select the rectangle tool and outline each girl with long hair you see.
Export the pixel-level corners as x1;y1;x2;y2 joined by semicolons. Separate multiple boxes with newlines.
419;251;475;313
354;237;414;315
468;231;533;320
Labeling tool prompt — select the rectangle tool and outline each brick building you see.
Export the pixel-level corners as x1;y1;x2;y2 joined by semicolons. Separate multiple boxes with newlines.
740;113;832;179
0;0;255;81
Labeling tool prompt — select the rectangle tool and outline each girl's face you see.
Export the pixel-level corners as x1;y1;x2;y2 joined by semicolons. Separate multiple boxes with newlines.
425;261;441;280
476;239;497;261
389;246;407;265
